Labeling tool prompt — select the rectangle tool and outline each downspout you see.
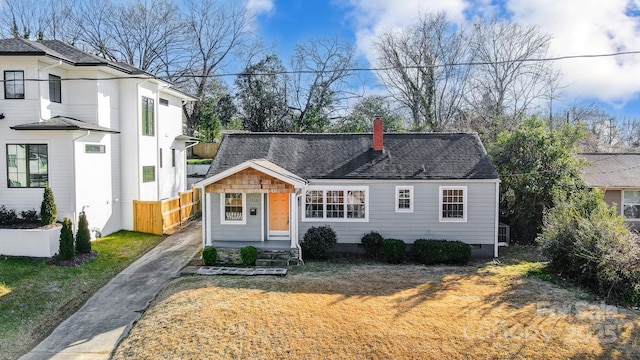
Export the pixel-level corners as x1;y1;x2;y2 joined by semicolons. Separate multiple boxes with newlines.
295;190;305;265
72;130;92;232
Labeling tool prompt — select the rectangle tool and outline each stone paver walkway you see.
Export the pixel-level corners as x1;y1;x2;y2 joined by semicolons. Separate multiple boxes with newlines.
185;266;287;276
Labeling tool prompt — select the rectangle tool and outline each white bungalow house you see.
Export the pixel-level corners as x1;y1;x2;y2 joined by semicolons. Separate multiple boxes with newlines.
0;38;196;251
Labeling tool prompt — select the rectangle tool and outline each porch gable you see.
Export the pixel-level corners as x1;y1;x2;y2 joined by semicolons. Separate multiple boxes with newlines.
205;168;296;193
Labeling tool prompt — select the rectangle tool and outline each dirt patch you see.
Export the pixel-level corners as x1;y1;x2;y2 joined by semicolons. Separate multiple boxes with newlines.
46;250;97;267
113;264;640;359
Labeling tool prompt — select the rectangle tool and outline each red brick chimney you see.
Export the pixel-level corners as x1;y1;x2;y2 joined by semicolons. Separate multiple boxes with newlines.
373;117;383;151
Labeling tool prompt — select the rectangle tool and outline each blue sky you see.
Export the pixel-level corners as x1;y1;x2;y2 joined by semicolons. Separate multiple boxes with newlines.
248;0;640;120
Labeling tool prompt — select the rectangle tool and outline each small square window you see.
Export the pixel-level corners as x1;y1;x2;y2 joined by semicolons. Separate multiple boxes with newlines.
142;166;155;183
159;98;169;106
396;186;413;212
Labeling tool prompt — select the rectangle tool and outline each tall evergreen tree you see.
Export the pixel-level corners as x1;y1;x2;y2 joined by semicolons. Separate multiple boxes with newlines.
76;211;91;254
40;185;57;225
58;217;75;260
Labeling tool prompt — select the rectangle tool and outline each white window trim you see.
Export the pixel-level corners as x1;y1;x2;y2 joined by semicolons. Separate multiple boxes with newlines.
302;186;369;222
439;186;467;223
622;190;640;220
395;186;414;213
220;192;247;225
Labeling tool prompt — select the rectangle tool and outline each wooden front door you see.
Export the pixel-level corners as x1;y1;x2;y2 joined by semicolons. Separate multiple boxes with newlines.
269;193;289;238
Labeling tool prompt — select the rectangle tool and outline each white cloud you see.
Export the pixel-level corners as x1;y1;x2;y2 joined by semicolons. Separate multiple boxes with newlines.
506;0;640;106
345;0;640;109
344;0;467;59
247;0;274;15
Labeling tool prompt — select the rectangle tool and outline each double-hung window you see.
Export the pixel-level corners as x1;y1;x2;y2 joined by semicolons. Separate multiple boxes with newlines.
5;70;24;99
49;74;61;103
303;187;368;221
221;193;246;224
623;190;640;219
6;144;48;188
439;186;467;222
395;186;413;212
141;96;154;136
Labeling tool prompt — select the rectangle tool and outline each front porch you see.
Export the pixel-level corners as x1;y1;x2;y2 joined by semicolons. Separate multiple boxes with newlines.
213;240;292;250
195;159;308;265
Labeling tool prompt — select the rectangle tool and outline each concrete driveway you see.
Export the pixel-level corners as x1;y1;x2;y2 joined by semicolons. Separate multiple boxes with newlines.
20;221;202;360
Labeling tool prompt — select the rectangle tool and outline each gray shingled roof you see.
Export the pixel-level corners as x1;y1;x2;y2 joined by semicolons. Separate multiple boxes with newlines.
0;38;141;74
580;153;640;188
11;116;120;134
206;133;499;180
0;38;197;100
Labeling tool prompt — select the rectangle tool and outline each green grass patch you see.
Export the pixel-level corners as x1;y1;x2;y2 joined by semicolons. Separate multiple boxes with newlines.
186;158;212;165
0;231;163;360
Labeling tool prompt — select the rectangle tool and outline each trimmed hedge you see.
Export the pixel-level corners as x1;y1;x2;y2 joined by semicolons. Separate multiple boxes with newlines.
202;246;218;266
414;239;472;265
240;245;258;266
361;231;384;259
301;225;337;259
382;238;406;264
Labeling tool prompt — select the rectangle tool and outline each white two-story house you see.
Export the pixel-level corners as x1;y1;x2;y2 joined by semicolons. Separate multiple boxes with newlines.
0;38;196;237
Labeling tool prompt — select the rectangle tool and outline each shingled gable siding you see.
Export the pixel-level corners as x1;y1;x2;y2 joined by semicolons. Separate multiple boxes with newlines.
297;181;497;245
208;192;263;242
205;168;295;193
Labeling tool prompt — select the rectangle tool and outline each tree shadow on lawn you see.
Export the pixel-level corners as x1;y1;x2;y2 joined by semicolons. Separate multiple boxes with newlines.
176;260;640;359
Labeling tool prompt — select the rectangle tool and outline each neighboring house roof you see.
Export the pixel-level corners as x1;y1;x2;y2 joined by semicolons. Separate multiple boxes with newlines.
206;133;499;180
10;116;120;134
580;153;640;188
0;38;196;100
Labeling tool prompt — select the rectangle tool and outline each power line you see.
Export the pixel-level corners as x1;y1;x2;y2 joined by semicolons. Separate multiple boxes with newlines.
3;49;640;82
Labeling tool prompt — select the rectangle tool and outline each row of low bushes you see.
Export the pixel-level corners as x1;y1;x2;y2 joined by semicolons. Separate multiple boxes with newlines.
201;226;471;266
300;226;471;265
361;231;471;265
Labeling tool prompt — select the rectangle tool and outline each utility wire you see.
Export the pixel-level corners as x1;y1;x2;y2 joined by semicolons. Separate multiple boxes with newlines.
3;49;640;82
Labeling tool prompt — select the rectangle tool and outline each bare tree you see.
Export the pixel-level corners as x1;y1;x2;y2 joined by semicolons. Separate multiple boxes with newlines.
179;0;253;135
374;12;471;131
72;0;183;74
466;20;560;139
288;37;355;132
0;0;78;41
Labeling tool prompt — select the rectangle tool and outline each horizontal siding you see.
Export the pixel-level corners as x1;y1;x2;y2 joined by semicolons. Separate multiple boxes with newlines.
297;181;497;245
209;193;262;242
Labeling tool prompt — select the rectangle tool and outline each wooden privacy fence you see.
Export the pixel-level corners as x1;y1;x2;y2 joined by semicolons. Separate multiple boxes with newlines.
192;142;219;159
133;187;201;235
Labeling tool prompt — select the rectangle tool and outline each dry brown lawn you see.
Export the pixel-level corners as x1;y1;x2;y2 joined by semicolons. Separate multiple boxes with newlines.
113;259;640;360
